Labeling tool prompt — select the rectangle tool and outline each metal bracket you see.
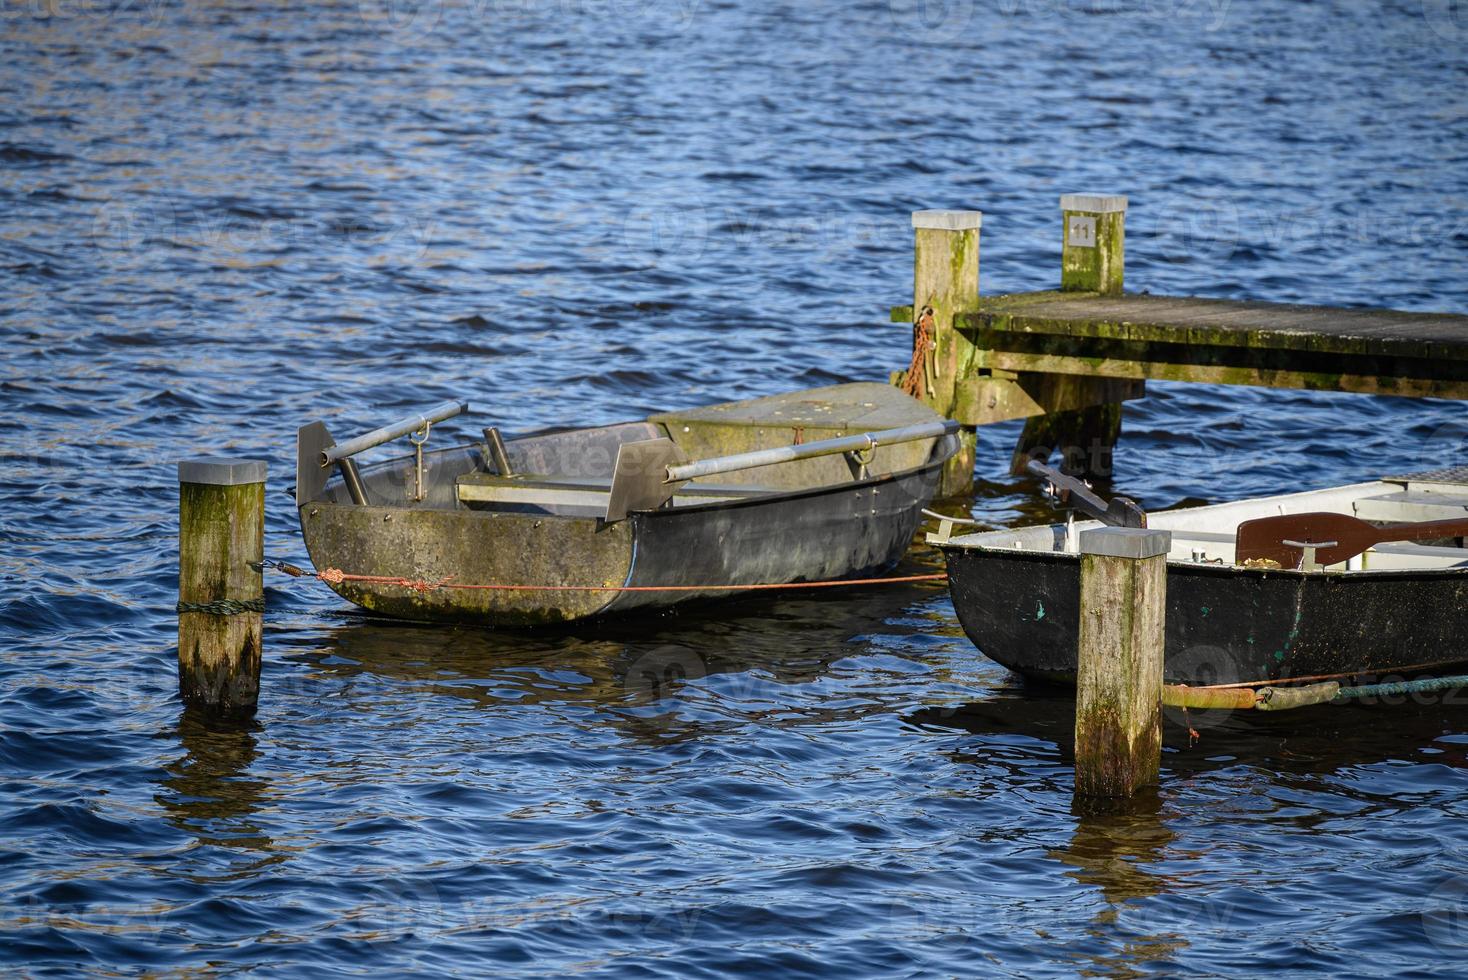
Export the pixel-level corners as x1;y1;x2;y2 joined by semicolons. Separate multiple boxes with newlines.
409;421;431;503
844;439;877;480
605;439;689;523
1282;538;1338;571
921;508;985;545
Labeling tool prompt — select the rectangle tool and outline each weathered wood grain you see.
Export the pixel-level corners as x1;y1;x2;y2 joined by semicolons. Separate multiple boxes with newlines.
955;291;1468;399
178;461;265;717
1075;528;1169;799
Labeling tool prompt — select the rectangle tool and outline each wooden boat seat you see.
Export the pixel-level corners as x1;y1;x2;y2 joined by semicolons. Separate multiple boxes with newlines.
454;472;779;512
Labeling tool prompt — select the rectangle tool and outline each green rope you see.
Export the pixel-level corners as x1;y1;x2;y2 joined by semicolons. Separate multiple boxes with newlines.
176;597;265;616
1334;673;1468;702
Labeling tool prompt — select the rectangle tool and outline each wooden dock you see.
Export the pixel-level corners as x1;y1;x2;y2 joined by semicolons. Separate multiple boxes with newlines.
891;197;1468;492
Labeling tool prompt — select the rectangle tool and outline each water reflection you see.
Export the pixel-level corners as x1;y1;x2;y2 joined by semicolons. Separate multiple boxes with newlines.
158;711;273;855
270;572;953;742
1058;797;1188;979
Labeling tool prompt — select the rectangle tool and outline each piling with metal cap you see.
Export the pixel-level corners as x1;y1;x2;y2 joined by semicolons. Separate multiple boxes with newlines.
1060;194;1127;295
177;457;266;717
911;208;983;496
1074;525;1170;797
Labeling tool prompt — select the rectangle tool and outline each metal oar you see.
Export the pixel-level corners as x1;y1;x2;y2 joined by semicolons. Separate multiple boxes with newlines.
1024;459;1146;528
606;419;959;521
1235;511;1468;568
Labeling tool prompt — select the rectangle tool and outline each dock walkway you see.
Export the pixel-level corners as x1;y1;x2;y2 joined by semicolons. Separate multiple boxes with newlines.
959;291;1468;400
889;198;1468;491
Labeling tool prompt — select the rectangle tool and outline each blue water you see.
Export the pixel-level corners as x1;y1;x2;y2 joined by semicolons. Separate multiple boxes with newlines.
3;0;1468;974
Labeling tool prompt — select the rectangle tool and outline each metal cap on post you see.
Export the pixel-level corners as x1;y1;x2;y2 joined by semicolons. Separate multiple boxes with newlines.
1061;194;1127;296
1074;524;1170;799
909;208;983;497
178;458;268;486
177;456;267;718
1078;526;1169;560
911;209;983;231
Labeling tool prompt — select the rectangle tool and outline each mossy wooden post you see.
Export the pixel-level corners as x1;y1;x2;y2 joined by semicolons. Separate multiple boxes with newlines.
1061;194;1126;295
1075;526;1170;798
177;458;266;717
1011;194;1129;479
911;209;982;496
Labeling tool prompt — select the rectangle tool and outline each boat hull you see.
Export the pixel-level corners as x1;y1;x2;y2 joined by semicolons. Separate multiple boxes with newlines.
944;546;1468;685
296;382;955;626
300;458;945;627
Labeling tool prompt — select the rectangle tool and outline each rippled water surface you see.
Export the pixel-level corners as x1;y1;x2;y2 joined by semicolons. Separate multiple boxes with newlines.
3;0;1468;975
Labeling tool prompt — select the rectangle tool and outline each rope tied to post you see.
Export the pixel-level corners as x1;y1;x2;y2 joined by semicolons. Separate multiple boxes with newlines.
176;597;266;616
901;304;936;400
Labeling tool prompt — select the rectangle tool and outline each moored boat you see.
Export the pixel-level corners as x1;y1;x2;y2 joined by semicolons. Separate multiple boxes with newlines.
940;470;1468;685
295;383;958;625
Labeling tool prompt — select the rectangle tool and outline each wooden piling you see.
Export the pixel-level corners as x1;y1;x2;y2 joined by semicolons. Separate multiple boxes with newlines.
1061;194;1126;295
177;458;266;717
1074;526;1170;798
910;208;982;496
1011;194;1130;478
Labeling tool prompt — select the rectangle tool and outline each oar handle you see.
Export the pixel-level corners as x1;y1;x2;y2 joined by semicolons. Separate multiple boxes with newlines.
1382;518;1468;542
1024;459;1147;528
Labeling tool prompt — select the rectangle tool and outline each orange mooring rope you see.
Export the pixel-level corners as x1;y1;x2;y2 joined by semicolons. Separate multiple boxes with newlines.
260;560;944;595
901;305;936;400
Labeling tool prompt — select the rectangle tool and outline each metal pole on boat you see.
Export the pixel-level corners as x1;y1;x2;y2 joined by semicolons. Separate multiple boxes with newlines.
321;400;466;466
664;419;958;484
176;458;266;718
1074;526;1171;798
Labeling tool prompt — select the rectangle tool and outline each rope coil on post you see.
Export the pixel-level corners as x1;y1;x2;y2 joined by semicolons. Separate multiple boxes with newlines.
176;597;266;616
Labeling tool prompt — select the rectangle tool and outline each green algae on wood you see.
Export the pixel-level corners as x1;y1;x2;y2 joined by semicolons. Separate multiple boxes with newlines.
1074;527;1169;799
955;291;1468;400
1060;195;1126;296
908;209;983;495
177;459;266;717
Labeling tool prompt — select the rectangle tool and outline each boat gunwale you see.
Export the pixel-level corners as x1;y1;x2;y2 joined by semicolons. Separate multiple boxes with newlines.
938;540;1468;581
311;431;960;520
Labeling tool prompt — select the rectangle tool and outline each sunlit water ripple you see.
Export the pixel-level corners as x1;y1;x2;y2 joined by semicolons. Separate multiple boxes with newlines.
2;0;1467;975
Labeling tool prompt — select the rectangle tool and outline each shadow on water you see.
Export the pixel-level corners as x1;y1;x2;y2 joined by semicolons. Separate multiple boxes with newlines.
271;570;954;738
910;682;1468;779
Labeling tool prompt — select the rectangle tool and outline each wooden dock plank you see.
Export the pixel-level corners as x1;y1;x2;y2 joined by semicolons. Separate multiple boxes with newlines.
953;291;1468;400
959;292;1468;359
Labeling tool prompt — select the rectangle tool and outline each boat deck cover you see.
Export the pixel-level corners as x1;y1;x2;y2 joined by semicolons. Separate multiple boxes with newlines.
1382;466;1468;487
649;382;936;432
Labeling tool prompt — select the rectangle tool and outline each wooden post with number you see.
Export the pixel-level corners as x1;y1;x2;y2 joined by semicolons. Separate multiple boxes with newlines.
1011;194;1131;478
1061;193;1126;295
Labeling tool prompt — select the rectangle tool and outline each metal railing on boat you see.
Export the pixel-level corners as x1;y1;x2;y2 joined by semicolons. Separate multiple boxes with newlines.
320;400;466;466
663;419;959;483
